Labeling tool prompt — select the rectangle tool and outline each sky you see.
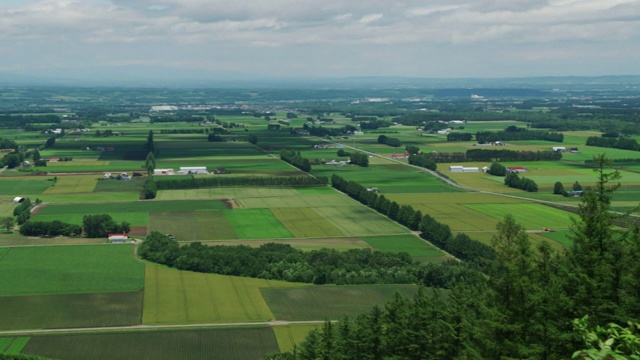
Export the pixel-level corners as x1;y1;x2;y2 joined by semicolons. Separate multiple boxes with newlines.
0;0;639;82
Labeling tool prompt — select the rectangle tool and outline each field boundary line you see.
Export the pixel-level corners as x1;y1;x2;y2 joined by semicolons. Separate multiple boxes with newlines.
0;320;333;336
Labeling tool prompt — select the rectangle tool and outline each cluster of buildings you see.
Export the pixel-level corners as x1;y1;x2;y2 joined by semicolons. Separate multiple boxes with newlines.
153;167;226;175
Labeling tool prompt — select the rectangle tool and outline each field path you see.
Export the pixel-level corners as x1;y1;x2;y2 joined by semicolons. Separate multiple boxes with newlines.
0;320;330;336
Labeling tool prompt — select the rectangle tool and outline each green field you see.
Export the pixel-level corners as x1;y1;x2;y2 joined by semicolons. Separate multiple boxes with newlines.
199;238;372;251
142;263;307;325
0;245;144;296
314;206;409;236
0;291;142;330
149;211;237;241
262;284;421;320
362;235;448;262
156;187;300;200
0;178;53;196
271;208;344;237
0;337;29;354
224;208;293;239
22;328;279;360
42;175;98;194
273;324;320;353
239;194;354;209
464;203;573;230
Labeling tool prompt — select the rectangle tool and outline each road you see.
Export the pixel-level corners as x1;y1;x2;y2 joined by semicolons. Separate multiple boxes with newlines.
0;320;331;336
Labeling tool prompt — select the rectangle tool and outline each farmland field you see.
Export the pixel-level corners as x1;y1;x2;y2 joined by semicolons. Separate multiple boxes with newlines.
239;194;354;209
149;211;237;241
362;235;448;262
224;209;293;239
314;206;409;236
42;175;97;194
273;324;320;353
156;187;300;200
464;203;573;230
0;245;144;296
0;291;142;330
142;263;307;325
22;328;279;360
262;284;421;320
0;337;29;354
271;208;344;237
0;178;52;196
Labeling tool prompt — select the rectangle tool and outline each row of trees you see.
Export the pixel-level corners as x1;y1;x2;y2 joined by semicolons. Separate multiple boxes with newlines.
377;135;401;147
504;171;539;192
281;149;312;172
331;174;494;264
142;179;157;199
407;153;437;170
82;214;130;238
476;128;564;143
267;156;640;359
487;161;506;176
586;136;640;151
349;152;369;167
19;220;82;237
446;132;473;141
427;149;562;163
359;120;391;130
154;176;328;190
13;198;32;225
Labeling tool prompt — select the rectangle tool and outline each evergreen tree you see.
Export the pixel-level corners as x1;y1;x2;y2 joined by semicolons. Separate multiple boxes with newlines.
554;181;565;194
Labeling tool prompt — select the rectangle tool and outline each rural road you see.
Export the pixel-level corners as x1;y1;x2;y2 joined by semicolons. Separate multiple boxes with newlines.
0;320;331;336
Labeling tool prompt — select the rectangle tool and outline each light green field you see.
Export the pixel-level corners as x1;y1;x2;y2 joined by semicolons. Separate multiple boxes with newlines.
156;187;300;200
225;209;293;239
239;194;354;209
271;208;345;237
0;203;14;217
314;206;410;236
142;263;307;324
0;245;144;296
35;192;141;203
362;235;448;262
0;178;53;196
464;203;573;230
0;337;29;354
273;324;320;353
149;211;237;241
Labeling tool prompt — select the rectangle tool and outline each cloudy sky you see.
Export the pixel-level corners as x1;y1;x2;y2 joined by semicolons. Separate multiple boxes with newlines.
1;0;639;82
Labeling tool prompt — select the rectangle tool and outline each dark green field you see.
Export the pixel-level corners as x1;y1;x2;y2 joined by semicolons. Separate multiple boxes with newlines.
262;284;421;320
362;235;448;262
22;327;279;360
0;291;143;330
0;245;144;296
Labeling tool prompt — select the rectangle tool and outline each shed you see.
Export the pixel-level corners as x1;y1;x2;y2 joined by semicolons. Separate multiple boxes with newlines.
108;234;128;243
450;166;464;173
179;166;208;175
552;147;566;152
463;167;479;172
154;168;175;176
12;197;24;203
507;166;528;173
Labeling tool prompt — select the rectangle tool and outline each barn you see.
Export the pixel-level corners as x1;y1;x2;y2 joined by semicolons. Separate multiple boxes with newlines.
108;234;128;243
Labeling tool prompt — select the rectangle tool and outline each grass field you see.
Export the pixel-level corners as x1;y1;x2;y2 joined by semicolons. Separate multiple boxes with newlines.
0;291;142;330
0;337;29;354
23;328;279;360
0;245;144;296
314;206;409;236
149;211;237;241
362;235;448;262
224;209;293;239
273;324;320;353
0;178;52;196
271;208;344;237
156;187;300;200
142;263;307;325
42;175;97;194
464;203;573;230
262;284;421;320
239;194;354;209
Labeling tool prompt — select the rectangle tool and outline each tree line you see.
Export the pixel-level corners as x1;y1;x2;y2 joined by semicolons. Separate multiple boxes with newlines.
427;149;561;163
19;214;128;238
504;171;539;192
586;136;640;151
377;135;402;147
331;175;495;265
407;153;437;171
476;128;564;143
281;149;312;172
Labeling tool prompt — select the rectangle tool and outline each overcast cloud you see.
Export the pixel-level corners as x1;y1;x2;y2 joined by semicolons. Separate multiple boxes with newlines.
1;0;639;81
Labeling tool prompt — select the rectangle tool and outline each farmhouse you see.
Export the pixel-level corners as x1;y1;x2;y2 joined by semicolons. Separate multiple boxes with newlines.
179;166;208;175
507;166;528;173
108;234;128;243
437;128;452;134
391;152;410;159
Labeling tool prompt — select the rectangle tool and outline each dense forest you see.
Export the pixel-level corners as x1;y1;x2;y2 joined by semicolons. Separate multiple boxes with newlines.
263;156;640;359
